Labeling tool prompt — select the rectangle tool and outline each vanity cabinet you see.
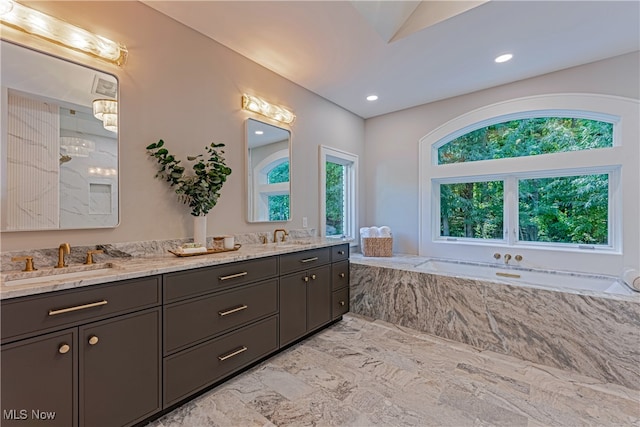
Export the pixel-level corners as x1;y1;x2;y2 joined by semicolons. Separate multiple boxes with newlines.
279;247;340;347
0;277;162;427
162;257;279;408
0;242;350;426
331;244;350;319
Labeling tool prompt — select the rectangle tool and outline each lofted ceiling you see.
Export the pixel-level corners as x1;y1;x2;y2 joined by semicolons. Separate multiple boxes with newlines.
143;1;640;119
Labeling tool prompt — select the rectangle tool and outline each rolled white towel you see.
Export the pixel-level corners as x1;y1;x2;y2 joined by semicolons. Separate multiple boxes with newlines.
369;226;380;237
379;226;391;237
622;269;640;291
360;227;370;238
177;245;207;254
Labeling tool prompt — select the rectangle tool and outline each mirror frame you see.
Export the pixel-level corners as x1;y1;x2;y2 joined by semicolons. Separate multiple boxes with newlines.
1;39;120;231
245;118;292;223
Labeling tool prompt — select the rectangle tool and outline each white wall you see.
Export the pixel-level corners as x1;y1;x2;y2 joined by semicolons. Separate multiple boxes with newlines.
364;52;640;256
0;1;365;251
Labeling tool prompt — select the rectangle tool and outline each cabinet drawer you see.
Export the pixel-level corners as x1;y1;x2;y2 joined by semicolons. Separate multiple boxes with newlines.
164;257;278;302
164;279;278;354
1;277;161;342
331;244;349;262
163;316;278;407
331;260;349;291
332;287;350;320
279;247;330;275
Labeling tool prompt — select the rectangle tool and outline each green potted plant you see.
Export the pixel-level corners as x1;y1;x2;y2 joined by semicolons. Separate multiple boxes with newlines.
146;139;232;247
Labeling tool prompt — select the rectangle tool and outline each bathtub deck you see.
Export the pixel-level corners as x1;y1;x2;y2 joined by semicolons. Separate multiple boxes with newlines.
148;314;639;426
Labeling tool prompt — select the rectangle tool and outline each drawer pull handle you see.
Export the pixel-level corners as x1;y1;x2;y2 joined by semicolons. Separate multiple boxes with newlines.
58;343;70;354
338;250;345;255
339;273;346;278
219;272;248;281
88;335;99;346
48;300;108;316
218;346;248;361
218;304;248;317
300;257;318;263
340;301;346;306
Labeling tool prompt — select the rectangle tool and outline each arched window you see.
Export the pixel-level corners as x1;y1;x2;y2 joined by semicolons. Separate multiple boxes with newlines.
251;151;290;221
419;94;639;276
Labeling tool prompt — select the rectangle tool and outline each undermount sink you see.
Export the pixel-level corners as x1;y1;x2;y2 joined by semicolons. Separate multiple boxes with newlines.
1;263;115;287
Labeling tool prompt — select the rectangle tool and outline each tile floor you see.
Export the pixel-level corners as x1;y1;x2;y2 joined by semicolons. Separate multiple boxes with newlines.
147;314;640;426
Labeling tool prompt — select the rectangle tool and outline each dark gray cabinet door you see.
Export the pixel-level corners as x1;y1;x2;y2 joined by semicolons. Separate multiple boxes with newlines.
279;272;308;346
279;265;332;347
79;308;161;427
307;265;331;331
1;329;77;427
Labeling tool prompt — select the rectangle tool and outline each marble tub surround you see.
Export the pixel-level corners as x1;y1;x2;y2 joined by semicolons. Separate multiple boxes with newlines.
148;314;640;427
0;232;347;300
350;258;640;391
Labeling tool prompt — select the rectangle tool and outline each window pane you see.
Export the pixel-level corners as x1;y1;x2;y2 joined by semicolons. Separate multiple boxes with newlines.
267;161;289;184
438;118;613;165
440;181;503;239
326;162;345;236
268;194;289;221
518;174;608;245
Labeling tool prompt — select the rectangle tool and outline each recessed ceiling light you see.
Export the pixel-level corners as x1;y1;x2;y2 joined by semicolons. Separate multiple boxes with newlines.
495;53;513;63
366;95;378;101
255;130;264;135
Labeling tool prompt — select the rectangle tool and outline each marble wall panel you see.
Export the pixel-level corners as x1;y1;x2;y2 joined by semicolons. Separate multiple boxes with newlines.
350;263;640;390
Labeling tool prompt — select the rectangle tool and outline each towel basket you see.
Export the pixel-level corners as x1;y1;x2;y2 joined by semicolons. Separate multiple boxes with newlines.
361;236;393;257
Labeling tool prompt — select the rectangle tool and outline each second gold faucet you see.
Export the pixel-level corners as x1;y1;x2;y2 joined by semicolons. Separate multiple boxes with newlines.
55;243;71;268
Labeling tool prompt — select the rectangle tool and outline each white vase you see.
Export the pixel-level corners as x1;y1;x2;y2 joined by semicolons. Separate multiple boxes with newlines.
193;215;207;247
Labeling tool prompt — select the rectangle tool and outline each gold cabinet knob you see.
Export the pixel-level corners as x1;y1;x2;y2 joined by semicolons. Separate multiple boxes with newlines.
338;250;345;255
303;276;309;282
58;343;70;354
88;335;99;346
339;301;345;306
311;274;317;280
339;273;346;278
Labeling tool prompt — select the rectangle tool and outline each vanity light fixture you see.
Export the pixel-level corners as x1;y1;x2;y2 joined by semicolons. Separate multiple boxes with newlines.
92;99;118;133
241;94;296;125
60;136;95;157
0;0;128;66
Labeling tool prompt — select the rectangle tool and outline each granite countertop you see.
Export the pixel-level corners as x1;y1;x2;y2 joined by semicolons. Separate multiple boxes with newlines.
0;239;350;300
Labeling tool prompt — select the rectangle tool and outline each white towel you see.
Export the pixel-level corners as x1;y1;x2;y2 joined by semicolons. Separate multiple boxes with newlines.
379;226;391;237
369;226;380;237
622;269;640;291
360;227;371;238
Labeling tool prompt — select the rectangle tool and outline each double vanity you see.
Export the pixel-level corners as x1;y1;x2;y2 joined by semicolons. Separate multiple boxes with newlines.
0;240;350;427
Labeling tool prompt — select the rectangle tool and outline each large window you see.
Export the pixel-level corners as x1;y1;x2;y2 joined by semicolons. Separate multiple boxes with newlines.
419;94;639;276
319;146;358;241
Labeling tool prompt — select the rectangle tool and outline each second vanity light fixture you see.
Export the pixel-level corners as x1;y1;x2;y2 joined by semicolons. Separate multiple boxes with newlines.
0;0;128;66
242;94;296;125
93;99;118;133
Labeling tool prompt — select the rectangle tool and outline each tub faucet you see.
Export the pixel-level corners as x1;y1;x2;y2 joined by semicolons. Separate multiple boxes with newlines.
55;243;71;268
504;253;512;264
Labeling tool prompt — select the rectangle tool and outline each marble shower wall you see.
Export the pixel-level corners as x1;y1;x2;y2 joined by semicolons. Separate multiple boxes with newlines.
350;263;640;390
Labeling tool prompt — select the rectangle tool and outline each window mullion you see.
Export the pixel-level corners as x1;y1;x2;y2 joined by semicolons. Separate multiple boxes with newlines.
505;177;517;245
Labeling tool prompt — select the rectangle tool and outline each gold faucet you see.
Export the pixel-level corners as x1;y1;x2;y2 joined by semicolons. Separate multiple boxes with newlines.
12;256;37;272
273;229;288;243
85;249;104;265
55;243;71;268
504;253;512;264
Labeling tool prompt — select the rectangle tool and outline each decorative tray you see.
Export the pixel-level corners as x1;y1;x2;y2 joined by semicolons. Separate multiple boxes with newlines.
168;243;242;257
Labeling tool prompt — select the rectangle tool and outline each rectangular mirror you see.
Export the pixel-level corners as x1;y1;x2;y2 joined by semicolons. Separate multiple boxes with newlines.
245;118;291;222
1;40;119;231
